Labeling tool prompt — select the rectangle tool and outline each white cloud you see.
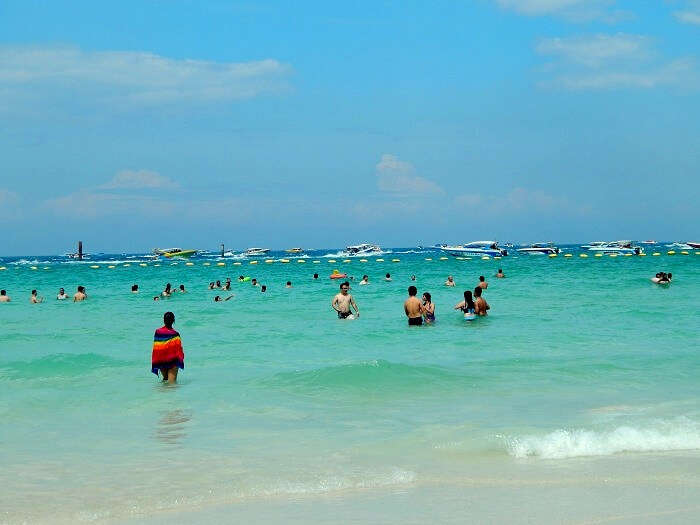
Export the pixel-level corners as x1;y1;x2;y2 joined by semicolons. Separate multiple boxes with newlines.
536;34;699;90
537;34;651;67
493;0;630;22
375;154;444;195
0;45;291;111
673;1;700;25
99;170;177;190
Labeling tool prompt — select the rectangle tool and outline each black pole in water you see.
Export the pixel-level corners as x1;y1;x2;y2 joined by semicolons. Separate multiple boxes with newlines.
221;243;224;257
78;241;83;261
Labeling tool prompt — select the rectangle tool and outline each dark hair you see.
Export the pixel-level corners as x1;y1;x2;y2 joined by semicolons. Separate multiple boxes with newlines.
216;280;221;285
423;292;431;302
164;311;175;327
313;273;319;278
131;284;138;291
165;283;171;290
340;281;350;289
286;281;291;285
179;284;185;290
498;269;502;272
408;285;417;296
668;273;672;279
261;285;267;292
362;275;368;279
214;295;221;301
474;286;482;297
464;290;474;309
252;278;257;283
78;286;85;292
239;275;244;279
31;289;37;294
479;276;485;282
386;273;390;278
0;290;5;295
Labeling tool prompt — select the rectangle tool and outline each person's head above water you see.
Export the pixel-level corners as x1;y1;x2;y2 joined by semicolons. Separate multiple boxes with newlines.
286;281;291;286
386;273;391;278
313;273;319;279
0;290;5;295
261;285;267;292
179;284;185;291
77;286;85;292
408;285;417;296
362;275;368;280
498;269;503;273
464;290;474;308
31;289;37;295
251;278;257;285
131;284;138;292
163;311;175;328
423;292;431;302
474;286;482;297
59;287;65;293
214;295;222;302
479;276;485;282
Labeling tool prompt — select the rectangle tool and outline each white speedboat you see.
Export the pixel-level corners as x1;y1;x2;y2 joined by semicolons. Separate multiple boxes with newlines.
439;241;508;257
581;241;607;250
345;243;382;256
516;243;560;255
244;248;270;256
686;242;700;249
586;241;643;254
666;242;692;249
641;240;657;245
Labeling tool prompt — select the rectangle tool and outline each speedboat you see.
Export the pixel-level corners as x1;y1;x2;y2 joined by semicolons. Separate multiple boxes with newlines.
345;243;382;256
687;242;700;249
516;243;560;255
244;248;270;256
585;241;643;254
641;240;657;245
285;248;304;254
65;252;90;260
666;242;692;249
581;241;607;250
439;241;508;257
159;248;197;258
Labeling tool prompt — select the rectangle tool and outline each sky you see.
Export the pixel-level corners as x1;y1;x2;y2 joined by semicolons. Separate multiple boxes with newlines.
1;0;699;254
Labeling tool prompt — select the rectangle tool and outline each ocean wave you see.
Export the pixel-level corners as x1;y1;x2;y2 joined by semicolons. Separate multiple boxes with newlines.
320;250;391;258
505;418;700;459
0;353;134;380
260;359;464;393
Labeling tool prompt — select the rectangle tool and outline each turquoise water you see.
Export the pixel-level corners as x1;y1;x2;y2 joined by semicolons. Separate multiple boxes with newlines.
1;250;699;522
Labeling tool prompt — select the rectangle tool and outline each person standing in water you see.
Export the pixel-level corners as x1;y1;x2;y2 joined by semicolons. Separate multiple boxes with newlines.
73;286;87;302
474;287;490;316
359;275;369;285
454;290;476;321
151;311;184;384
421;292;435;324
404;286;423;326
332;281;359;319
445;276;456;287
478;276;488;290
495;269;505;278
57;288;69;300
30;290;43;303
0;289;11;302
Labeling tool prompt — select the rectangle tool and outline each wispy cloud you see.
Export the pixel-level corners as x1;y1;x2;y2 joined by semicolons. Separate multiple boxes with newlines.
375;154;444;195
536;33;699;90
99;170;177;190
674;1;700;25
0;45;291;113
493;0;631;22
453;187;590;215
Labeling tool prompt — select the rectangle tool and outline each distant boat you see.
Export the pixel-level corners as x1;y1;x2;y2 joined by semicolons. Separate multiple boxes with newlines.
65;252;90;260
285;248;304;254
517;243;560;255
153;248;197;258
585;241;643;255
641;240;657;245
581;241;607;250
345;243;382;256
244;248;270;256
439;241;508;257
687;241;700;249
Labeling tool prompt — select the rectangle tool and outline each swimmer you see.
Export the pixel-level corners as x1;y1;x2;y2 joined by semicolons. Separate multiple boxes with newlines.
496;269;505;278
179;284;186;293
251;278;259;287
454;290;476;321
421;292;435;324
223;278;231;291
385;273;392;282
286;281;292;288
313;273;319;280
73;286;87;302
411;275;416;281
332;281;359;319
214;294;234;302
0;289;10;302
162;283;172;297
131;284;139;293
478;276;488;290
474;286;489;316
215;280;222;289
359;275;369;285
238;275;245;282
652;272;672;284
261;285;267;293
30;290;43;304
153;296;160;301
209;282;216;290
57;288;69;300
404;286;423;326
445;275;455;287
151;311;184;384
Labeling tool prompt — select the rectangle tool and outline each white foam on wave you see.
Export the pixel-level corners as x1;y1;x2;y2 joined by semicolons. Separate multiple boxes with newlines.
506;418;700;459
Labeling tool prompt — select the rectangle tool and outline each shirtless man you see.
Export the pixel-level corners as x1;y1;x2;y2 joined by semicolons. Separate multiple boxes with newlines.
359;275;369;285
495;269;505;278
478;275;488;289
30;290;43;303
0;289;10;302
57;288;69;300
73;286;87;302
445;275;456;287
332;281;359;319
404;286;423;326
473;286;490;316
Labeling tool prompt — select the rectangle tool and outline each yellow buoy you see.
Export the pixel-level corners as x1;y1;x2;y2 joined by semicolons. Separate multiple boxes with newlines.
652;252;661;256
624;253;633;257
638;253;646;256
30;266;38;270
609;254;617;258
359;258;368;262
185;262;194;266
424;258;432;261
249;260;258;265
594;253;603;257
108;265;116;269
313;260;321;263
123;263;131;267
233;262;242;266
465;257;472;260
43;266;50;270
376;258;385;262
90;265;100;269
494;256;501;260
265;259;274;263
297;259;306;263
439;257;449;261
328;259;336;263
681;251;689;255
154;264;161;267
280;259;290;263
203;262;210;266
564;253;573;258
455;256;464;260
548;253;557;258
171;262;179;265
579;254;588;258
481;256;490;260
0;267;6;270
667;250;676;255
696;251;700;256
392;258;400;262
217;262;226;266
342;259;351;263
139;263;148;267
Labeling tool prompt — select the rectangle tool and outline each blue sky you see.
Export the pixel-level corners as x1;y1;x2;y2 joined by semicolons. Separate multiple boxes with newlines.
1;0;699;254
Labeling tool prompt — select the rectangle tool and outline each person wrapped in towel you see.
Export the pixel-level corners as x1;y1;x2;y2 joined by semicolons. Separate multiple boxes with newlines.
152;311;184;383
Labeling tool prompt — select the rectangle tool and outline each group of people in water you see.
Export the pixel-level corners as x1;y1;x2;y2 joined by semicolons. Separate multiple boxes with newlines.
0;286;87;303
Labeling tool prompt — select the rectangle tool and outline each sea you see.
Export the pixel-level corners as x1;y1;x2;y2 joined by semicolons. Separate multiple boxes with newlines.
1;245;699;524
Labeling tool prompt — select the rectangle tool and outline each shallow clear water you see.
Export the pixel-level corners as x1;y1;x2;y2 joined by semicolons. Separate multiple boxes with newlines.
1;248;698;522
